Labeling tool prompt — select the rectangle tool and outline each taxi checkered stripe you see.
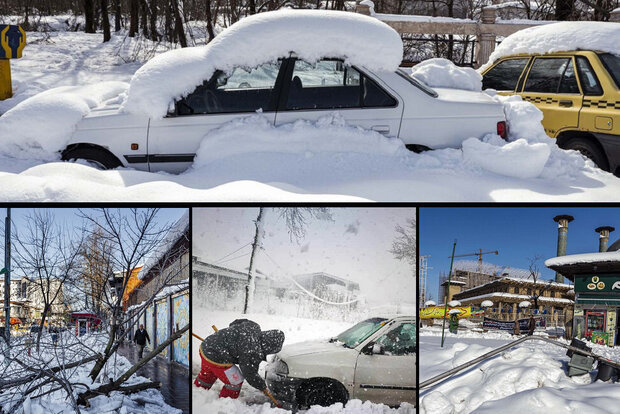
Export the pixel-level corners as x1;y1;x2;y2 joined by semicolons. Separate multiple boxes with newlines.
583;99;620;110
522;96;559;104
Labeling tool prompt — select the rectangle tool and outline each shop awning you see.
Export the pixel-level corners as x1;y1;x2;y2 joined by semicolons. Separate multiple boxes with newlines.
577;293;620;306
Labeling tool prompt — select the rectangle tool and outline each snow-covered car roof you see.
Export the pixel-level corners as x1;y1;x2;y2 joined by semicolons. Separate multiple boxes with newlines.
480;21;620;71
123;9;403;118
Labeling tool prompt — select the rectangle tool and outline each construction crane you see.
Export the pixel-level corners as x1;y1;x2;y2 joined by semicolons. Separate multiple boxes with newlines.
450;249;498;274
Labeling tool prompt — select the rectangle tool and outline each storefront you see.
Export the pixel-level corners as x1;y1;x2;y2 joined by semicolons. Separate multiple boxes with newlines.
546;253;620;347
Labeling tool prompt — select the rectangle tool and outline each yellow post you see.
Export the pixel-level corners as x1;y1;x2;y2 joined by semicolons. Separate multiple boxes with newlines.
0;59;11;100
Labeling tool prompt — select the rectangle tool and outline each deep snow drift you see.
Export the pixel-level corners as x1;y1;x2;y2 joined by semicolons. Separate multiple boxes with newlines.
410;58;482;91
191;311;415;414
419;326;620;414
123;9;403;118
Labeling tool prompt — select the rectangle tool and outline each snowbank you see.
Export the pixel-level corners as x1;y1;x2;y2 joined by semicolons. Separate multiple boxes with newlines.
191;113;408;168
0;82;127;160
411;58;482;91
123;9;403;118
481;22;620;70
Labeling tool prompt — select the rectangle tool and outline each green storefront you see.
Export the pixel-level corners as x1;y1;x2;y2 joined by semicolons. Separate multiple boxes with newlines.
573;274;620;346
546;254;620;347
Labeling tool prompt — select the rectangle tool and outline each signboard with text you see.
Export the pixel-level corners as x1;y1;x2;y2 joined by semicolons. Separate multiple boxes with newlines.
483;316;545;331
419;306;472;319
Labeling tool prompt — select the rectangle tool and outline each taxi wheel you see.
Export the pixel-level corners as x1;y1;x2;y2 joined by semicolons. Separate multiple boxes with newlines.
298;379;348;408
62;146;122;170
564;137;610;172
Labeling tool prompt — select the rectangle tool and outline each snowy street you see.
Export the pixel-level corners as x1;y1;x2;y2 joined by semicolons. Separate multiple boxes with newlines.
419;327;620;414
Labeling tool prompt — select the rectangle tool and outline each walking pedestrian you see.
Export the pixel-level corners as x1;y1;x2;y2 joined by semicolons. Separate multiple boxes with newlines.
514;319;521;335
134;324;151;359
528;316;536;336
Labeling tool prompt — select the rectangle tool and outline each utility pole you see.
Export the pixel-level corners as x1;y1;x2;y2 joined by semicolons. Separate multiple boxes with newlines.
441;240;457;348
3;208;10;344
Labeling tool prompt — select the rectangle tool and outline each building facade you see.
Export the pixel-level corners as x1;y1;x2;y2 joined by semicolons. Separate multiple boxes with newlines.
0;276;69;326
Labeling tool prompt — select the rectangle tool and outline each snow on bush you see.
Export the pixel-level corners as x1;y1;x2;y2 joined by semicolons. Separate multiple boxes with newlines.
411;58;482;91
0;82;127;160
123;9;403;118
481;22;620;70
190;113;409;168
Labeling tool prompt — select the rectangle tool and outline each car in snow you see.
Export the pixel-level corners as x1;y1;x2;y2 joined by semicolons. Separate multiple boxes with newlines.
60;10;506;173
482;50;620;174
265;315;415;408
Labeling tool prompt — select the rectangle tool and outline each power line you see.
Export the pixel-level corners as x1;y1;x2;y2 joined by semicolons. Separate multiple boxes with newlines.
213;242;251;264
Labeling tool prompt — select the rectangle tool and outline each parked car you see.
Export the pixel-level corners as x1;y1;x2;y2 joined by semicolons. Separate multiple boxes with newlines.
265;315;415;408
62;28;506;172
482;50;620;174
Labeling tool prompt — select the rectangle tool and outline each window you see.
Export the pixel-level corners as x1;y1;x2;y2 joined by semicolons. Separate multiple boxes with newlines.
175;61;282;115
375;323;416;356
599;53;620;89
576;56;603;95
524;58;577;94
286;59;396;110
482;58;529;91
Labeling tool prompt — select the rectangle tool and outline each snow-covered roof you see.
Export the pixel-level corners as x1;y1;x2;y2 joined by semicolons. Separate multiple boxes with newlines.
123;9;403;118
481;22;620;70
139;210;189;280
442;279;467;285
545;251;620;268
457;277;572;296
126;278;189;312
458;292;573;305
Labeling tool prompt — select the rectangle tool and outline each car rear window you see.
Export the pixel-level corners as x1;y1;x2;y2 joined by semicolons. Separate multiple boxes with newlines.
483;58;529;91
599;53;620;89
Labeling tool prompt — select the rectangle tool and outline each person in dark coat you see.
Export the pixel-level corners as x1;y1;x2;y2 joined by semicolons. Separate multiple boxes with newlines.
134;324;151;359
194;319;285;400
514;319;521;335
528;316;536;336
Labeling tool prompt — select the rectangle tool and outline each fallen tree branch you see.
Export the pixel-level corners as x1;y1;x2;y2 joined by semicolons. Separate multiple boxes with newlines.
77;323;189;406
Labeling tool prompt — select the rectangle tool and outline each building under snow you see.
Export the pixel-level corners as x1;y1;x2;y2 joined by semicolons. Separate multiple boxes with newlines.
546;238;620;347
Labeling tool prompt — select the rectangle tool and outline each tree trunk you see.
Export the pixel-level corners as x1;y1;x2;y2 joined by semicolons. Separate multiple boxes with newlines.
129;0;139;37
243;207;265;314
35;304;49;352
113;0;121;31
101;0;111;42
556;0;574;20
149;0;159;41
84;0;96;33
172;0;187;47
141;0;149;38
205;0;216;42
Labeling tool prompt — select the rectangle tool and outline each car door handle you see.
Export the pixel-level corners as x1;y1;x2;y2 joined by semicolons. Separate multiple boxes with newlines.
371;125;390;134
559;100;573;107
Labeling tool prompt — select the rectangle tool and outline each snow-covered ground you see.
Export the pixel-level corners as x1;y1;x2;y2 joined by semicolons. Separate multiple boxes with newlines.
419;325;620;414
1;331;179;413
191;310;415;413
1;20;620;200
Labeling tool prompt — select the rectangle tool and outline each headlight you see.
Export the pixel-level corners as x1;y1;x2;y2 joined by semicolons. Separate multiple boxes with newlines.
272;356;289;375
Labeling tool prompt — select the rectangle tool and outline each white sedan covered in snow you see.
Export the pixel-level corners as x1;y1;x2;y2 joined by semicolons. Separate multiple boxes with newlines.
59;9;506;172
265;315;415;408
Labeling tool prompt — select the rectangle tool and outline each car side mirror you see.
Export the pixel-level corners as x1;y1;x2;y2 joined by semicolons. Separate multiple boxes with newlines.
372;343;384;355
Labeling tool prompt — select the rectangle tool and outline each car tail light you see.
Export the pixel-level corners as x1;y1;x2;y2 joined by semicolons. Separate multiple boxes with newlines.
497;121;507;140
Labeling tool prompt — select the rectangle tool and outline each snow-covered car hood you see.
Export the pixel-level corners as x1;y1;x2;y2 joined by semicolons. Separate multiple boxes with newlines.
278;339;351;358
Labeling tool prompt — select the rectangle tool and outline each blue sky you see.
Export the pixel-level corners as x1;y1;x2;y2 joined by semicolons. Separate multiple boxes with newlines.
0;207;187;275
420;207;620;301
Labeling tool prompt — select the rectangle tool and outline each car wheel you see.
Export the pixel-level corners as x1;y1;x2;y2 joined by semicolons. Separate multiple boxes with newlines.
563;137;610;172
298;379;348;408
62;146;122;170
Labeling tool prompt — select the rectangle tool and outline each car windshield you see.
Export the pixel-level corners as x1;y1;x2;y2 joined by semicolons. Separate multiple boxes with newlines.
599;53;620;88
334;317;388;348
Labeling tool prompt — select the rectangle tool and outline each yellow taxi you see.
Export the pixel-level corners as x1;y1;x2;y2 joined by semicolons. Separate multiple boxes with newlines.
481;51;620;175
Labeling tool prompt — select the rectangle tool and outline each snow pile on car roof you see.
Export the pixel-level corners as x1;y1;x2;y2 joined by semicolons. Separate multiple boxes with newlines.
411;58;482;91
0;82;128;160
122;9;403;118
481;21;620;70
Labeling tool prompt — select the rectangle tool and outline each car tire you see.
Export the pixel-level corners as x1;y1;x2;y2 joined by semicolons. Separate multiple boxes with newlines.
297;379;348;408
563;137;610;172
62;146;122;170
